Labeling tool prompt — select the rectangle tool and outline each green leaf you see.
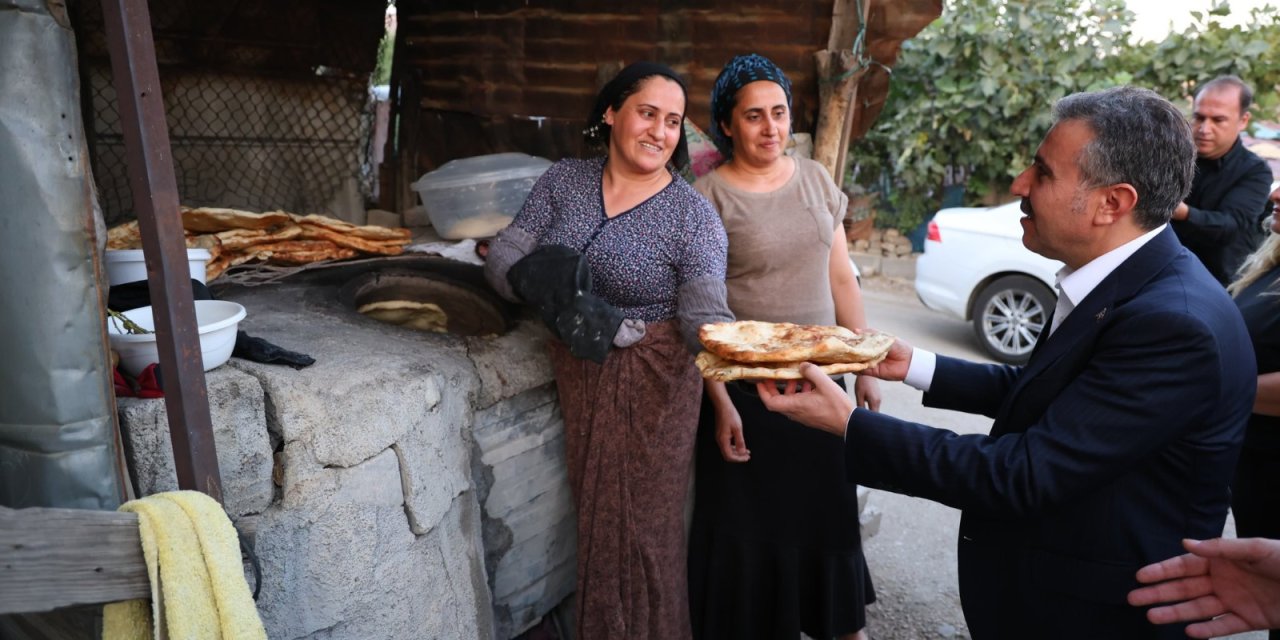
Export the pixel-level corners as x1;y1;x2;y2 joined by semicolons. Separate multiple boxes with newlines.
848;0;1280;221
1242;40;1269;57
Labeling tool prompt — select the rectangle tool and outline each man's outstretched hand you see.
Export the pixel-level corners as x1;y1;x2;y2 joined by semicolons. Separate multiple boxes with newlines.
858;332;913;382
1128;537;1280;638
757;363;854;437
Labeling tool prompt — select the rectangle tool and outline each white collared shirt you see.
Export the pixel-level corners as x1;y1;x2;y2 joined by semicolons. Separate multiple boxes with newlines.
902;224;1167;392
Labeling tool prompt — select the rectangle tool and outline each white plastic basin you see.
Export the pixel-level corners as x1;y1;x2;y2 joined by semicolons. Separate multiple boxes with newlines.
107;300;246;377
105;248;211;286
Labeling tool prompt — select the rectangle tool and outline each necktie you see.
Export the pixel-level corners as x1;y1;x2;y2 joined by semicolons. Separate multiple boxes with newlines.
1048;285;1073;336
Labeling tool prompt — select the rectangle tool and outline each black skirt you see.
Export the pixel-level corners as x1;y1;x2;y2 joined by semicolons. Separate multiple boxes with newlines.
688;380;875;639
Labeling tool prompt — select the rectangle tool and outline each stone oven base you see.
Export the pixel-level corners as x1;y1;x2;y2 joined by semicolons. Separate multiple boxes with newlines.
116;275;571;639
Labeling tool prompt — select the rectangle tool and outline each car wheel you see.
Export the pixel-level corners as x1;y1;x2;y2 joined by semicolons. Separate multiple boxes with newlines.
971;275;1055;365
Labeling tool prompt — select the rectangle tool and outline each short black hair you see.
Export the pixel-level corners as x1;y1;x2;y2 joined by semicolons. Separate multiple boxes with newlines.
1195;75;1254;114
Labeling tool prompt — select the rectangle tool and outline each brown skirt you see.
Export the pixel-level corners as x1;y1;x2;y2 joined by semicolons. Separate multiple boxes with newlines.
549;320;702;640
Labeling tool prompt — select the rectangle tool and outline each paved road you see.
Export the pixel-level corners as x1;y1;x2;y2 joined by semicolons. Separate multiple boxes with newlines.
854;277;1262;640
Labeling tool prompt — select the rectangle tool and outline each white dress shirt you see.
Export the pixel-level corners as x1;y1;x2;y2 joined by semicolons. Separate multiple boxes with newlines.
902;224;1167;393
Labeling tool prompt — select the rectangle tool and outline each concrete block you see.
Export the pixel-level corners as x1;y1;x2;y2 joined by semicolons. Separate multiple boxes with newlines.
472;384;576;639
117;366;273;517
253;495;493;640
467;318;557;409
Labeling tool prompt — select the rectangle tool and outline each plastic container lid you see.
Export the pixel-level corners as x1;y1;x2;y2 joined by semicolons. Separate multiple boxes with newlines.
411;153;553;193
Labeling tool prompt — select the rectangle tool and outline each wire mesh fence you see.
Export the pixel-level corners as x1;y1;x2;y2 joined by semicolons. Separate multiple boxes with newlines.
72;0;385;228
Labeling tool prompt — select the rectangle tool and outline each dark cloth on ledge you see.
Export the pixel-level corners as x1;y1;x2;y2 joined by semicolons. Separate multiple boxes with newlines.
232;331;315;369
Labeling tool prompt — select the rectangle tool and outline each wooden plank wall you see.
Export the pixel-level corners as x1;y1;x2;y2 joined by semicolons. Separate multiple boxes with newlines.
72;0;386;78
396;1;837;174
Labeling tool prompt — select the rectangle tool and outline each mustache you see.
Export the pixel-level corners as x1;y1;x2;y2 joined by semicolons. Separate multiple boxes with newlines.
1020;198;1034;216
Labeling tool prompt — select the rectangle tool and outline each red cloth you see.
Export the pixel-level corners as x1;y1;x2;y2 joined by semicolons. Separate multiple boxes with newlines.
113;364;164;398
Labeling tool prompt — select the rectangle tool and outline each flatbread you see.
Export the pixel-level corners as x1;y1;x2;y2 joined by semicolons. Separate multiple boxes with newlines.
700;321;895;364
357;300;449;333
107;221;142;249
291;213;412;241
215;224;302;250
182;207;292;233
206;255;232;281
695;350;887;382
298;223;406;255
268;250;359;265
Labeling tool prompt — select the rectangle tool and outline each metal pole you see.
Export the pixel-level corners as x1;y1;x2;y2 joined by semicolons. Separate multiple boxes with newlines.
100;0;223;502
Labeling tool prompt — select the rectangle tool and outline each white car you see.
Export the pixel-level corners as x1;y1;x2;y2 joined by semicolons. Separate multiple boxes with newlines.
914;200;1062;364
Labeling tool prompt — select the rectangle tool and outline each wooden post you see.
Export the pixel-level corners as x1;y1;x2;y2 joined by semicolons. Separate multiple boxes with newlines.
813;0;873;187
100;0;223;502
834;0;875;185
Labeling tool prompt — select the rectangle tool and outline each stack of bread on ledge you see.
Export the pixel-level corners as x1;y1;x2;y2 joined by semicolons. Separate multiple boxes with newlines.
695;320;895;381
106;207;412;282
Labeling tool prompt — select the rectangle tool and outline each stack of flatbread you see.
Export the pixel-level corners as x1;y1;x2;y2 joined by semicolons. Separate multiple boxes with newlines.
695;320;895;381
106;207;412;282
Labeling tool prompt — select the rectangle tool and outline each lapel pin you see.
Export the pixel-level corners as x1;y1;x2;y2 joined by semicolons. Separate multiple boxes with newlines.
1095;308;1107;322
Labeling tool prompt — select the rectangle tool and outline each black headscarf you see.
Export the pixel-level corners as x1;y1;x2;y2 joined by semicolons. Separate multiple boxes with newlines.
583;61;690;170
710;53;794;160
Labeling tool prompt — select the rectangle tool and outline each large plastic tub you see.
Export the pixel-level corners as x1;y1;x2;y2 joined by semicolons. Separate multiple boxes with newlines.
411;153;552;240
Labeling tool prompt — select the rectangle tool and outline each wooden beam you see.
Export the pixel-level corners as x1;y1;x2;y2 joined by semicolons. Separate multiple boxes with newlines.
813;0;872;186
833;0;876;185
99;0;224;502
0;506;148;615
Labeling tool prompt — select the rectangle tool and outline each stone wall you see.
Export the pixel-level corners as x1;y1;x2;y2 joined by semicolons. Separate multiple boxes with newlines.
115;280;573;639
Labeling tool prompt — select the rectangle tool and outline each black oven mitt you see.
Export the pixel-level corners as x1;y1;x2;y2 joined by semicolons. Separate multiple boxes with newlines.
507;245;623;364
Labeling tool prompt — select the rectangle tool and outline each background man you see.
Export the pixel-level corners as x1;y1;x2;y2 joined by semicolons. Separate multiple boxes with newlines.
1171;75;1273;285
759;86;1256;639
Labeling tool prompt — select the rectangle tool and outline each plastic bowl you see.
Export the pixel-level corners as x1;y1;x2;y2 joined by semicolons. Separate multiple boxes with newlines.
107;300;246;377
105;248;211;286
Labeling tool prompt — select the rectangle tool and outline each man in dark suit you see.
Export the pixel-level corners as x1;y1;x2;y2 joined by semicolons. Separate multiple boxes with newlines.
1171;76;1273;286
759;86;1256;639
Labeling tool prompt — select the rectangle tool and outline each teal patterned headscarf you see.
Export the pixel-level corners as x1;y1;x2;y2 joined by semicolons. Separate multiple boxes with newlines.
709;53;793;160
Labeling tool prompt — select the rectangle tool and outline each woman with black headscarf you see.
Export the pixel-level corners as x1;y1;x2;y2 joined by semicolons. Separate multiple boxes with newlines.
484;62;733;639
687;53;878;640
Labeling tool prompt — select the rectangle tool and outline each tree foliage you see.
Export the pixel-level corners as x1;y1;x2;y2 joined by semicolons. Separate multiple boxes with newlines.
851;0;1280;232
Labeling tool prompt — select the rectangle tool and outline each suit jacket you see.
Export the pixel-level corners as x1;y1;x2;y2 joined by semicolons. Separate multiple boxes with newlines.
847;228;1255;639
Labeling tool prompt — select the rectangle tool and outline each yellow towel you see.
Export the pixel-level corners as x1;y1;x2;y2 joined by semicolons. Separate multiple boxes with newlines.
102;491;268;640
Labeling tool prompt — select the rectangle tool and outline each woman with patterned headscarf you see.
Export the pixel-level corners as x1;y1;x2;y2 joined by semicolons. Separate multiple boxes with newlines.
484;61;733;639
687;53;879;640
